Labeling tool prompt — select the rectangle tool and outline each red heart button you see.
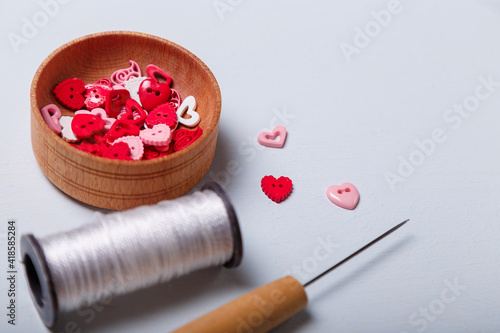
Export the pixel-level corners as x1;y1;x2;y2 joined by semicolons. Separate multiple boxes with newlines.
146;103;178;129
172;126;203;151
139;79;171;111
143;146;173;160
84;79;113;110
71;114;105;139
53;78;86;110
118;99;147;128
261;176;293;203
146;64;172;86
102;142;133;160
105;89;130;118
103;120;140;145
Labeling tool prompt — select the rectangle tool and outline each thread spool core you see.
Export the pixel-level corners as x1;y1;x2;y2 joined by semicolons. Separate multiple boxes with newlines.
21;234;58;327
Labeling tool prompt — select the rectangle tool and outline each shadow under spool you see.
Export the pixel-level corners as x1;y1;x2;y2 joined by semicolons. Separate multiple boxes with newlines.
21;182;243;328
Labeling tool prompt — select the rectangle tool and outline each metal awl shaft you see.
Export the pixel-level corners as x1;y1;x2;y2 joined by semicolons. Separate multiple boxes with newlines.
303;219;409;287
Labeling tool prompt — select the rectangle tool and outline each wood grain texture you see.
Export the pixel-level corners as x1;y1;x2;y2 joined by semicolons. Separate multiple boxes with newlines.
30;31;222;210
172;276;308;333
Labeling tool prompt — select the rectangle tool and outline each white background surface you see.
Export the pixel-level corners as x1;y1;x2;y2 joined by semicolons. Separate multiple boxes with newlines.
1;0;500;332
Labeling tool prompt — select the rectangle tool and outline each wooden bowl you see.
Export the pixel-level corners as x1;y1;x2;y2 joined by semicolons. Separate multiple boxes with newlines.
30;31;221;210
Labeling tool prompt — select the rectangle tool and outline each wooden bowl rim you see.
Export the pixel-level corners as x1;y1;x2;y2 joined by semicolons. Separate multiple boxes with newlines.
30;31;221;167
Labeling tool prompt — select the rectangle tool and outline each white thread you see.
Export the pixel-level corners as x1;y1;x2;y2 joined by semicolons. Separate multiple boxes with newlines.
39;189;234;312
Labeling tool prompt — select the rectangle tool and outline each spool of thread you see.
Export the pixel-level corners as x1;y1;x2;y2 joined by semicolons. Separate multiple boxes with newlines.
21;182;243;328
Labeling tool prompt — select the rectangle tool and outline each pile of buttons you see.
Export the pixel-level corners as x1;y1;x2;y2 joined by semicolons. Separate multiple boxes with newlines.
40;60;203;160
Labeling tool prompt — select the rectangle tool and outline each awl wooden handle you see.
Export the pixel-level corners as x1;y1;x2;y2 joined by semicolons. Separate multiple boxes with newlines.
173;276;308;333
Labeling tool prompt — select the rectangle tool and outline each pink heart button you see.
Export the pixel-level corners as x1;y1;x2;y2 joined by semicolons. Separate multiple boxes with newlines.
258;126;287;148
326;183;359;210
40;104;62;134
139;124;171;146
115;136;144;160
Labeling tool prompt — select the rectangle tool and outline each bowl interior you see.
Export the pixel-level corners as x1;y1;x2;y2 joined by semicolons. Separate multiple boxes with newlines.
33;32;220;145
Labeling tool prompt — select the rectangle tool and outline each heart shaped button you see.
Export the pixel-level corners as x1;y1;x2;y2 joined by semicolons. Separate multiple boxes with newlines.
146;103;178;129
103;120;140;145
137;65;171;111
258;126;287;148
84;79;113;110
124;76;147;104
140;124;171;146
105;89;131;118
261;175;293;203
115;136;144;160
118;99;147;128
326;183;359;210
176;96;200;127
72;114;105;139
139;79;171;111
172;127;203;151
59;116;79;142
111;60;142;87
102;142;132;160
75;108;116;131
40;104;62;134
146;64;172;86
53;78;86;110
143;146;171;160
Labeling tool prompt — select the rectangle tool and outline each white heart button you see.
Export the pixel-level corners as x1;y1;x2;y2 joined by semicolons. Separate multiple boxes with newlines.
124;76;147;105
176;96;200;127
59;116;78;142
